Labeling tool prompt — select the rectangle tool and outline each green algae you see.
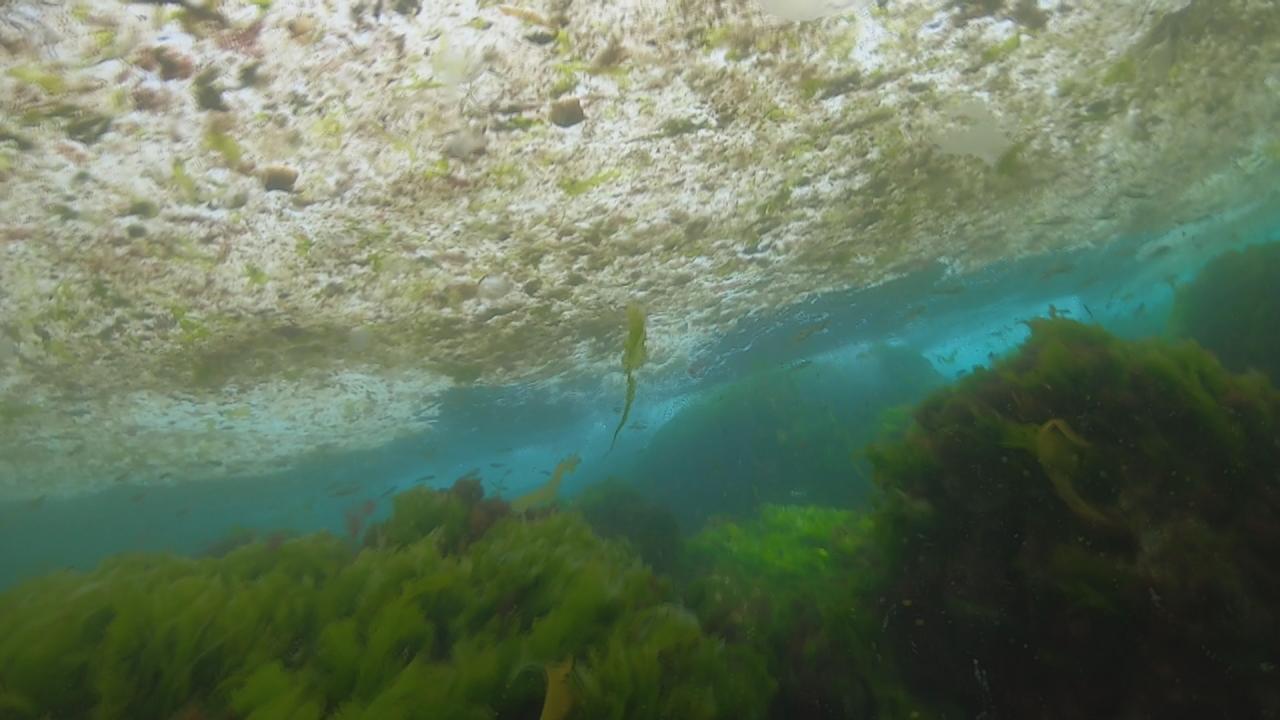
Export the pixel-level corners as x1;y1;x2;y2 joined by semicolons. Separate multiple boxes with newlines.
608;304;647;451
684;505;930;719
6;65;66;95
558;169;620;197
0;481;769;719
203;125;244;167
1102;55;1138;86
865;318;1280;718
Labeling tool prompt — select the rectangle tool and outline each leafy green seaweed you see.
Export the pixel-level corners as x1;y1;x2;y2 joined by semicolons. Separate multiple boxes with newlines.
0;481;769;719
608;304;647;452
864;318;1280;718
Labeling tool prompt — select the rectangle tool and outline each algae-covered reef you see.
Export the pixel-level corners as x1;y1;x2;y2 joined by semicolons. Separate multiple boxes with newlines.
1171;242;1280;385
865;318;1280;717
0;480;770;720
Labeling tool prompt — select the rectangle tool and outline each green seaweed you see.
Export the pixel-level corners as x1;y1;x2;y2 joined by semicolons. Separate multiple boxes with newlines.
203;126;244;167
684;505;929;719
172;159;200;203
6;65;66;95
0;483;769;718
558;169;619;197
864;318;1280;718
244;264;268;285
979;33;1021;64
1102;55;1138;85
64;112;112;144
608;304;647;451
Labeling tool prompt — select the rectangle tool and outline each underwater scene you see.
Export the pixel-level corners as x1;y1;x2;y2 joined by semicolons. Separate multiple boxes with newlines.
1;0;1279;718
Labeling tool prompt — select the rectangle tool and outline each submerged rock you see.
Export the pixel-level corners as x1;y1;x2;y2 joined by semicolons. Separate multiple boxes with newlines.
261;165;298;192
548;97;585;127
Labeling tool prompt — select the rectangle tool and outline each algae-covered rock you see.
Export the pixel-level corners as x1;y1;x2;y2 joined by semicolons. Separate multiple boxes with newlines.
548;97;585;127
1171;241;1280;385
865;318;1280;718
261;164;299;192
0;484;769;719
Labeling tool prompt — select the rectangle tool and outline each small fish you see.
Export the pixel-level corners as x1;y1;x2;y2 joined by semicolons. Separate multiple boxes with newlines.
1142;244;1172;260
1133;302;1147;316
415;474;437;483
790;320;828;344
1039;261;1075;280
456;468;482;483
512;454;580;512
28;495;46;509
489;462;506;468
1082;303;1095;320
130;492;146;503
379;485;399;498
784;359;813;372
